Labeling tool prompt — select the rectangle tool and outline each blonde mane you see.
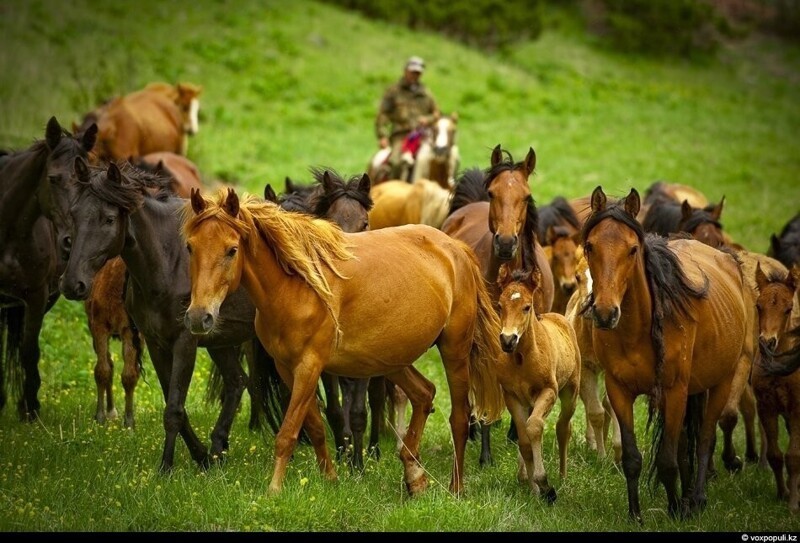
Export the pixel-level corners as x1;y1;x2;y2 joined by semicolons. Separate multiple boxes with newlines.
183;189;355;323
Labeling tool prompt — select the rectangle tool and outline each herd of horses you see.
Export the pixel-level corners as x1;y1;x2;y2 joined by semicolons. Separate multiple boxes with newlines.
2;81;800;522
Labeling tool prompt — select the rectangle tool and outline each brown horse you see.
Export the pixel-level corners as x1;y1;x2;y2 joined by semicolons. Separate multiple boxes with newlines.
496;264;580;502
183;187;506;495
542;226;580;315
583;186;749;520
565;247;621;463
133;152;204;198
752;261;800;512
89;82;201;161
368;178;452;231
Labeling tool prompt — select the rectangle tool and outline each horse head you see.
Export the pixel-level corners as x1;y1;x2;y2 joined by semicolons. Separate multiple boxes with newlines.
497;263;541;353
755;262;799;353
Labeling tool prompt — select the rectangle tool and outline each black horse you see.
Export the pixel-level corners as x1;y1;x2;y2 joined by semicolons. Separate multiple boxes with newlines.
768;212;800;269
59;159;283;472
0;117;95;420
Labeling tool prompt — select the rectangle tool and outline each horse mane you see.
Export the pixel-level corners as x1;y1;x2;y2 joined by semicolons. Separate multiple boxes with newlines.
538;196;580;243
679;206;722;233
309;167;373;216
77;161;173;212
448;168;488;215
183;189;355;326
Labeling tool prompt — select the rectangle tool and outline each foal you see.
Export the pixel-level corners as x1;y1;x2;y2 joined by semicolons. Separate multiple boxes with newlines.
496;264;580;502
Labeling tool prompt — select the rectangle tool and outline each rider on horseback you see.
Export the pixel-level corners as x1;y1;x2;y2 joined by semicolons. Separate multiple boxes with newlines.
375;56;440;182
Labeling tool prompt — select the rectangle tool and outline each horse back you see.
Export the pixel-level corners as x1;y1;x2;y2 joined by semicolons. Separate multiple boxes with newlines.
539;312;581;390
97;92;183;160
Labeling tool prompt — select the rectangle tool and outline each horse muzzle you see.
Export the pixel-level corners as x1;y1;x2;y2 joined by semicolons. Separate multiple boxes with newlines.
493;234;518;261
59;274;91;301
184;307;217;335
500;332;519;353
591;304;620;330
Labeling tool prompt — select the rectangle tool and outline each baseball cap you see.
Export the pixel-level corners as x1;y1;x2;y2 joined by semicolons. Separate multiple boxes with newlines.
405;56;425;73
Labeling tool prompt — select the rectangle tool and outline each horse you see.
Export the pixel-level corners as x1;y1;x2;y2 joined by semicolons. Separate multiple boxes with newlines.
537;196;582;246
642;197;727;249
751;261;800;512
133;152;204;198
58;160;283;472
88;82;201;162
495;264;580;502
441;149;555;466
412;113;460;189
768;212;800;269
368;178;452;231
582;186;751;520
83;256;143;428
565;246;621;462
542;225;580;315
183;186;506;496
0;116;96;420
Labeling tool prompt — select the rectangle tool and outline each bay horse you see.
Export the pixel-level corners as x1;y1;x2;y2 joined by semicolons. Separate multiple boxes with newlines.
582;186;751;520
537;196;581;245
183;186;506;495
441;147;554;466
642;197;727;249
0;116;95;420
768;212;800;269
89;82;201;162
59;160;283;471
751;261;800;511
542;225;580;315
565;246;621;462
412;113;460;189
496;264;580;502
368;178;452;231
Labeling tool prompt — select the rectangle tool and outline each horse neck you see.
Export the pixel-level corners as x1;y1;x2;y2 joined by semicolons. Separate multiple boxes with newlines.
617;255;653;338
0;147;48;238
121;197;187;291
239;234;304;317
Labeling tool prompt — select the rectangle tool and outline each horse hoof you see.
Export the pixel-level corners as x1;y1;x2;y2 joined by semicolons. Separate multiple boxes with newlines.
106;408;119;420
479;454;494;468
745;452;759;464
543;487;557;504
123;416;135;429
406;475;429;496
158;462;174;475
95;413;107;425
724;456;743;473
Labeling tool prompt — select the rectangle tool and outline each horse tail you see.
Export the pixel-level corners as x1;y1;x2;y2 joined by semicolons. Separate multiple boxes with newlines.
0;305;25;411
465;252;506;424
646;391;704;493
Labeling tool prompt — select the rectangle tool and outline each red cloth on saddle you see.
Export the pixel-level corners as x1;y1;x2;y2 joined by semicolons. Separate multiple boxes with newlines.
401;130;424;158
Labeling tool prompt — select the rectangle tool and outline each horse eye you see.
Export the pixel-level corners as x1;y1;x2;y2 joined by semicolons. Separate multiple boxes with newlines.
186;244;192;255
786;308;793;316
756;304;762;313
48;175;59;184
226;246;238;258
105;216;115;225
629;246;638;257
584;243;592;256
487;191;494;200
523;305;531;313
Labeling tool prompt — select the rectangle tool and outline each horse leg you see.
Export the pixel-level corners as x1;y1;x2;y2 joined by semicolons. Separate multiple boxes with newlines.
390;382;409;452
367;376;385;460
507;399;534;487
88;312;113;424
479;421;493;467
603;393;622;464
320;372;346;460
657;387;692;518
240;340;262;431
206;346;247;462
739;384;759;463
120;325;141;429
557;382;578;479
689;379;734;515
718;355;750;473
18;292;48;421
606;377;642;523
387;367;436;497
345;377;369;473
440;354;471;496
339;376;355;466
758;404;787;501
580;365;605;457
269;359;335;494
528;387;558;503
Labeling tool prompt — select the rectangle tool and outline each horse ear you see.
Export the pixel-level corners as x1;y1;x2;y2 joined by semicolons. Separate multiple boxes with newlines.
74;156;91;183
263;184;278;203
755;262;769;292
624;188;640;218
490;144;503;167
321;170;336;193
223;188;240;218
497;262;510;286
357;173;371;195
156;160;165;174
590;186;606;214
681;200;693;222
45;116;62;150
530;267;542;292
107;162;122;185
82;123;98;152
285;176;295;194
190;187;206;215
710;196;725;221
522;147;536;178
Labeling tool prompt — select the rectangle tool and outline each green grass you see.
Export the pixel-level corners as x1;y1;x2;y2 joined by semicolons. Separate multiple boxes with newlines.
1;0;799;532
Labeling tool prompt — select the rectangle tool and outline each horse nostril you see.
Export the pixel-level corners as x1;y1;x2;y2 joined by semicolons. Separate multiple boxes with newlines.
202;313;214;331
75;281;87;298
61;236;72;250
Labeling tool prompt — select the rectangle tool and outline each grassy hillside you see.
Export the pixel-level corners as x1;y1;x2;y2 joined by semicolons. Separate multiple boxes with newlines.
1;0;799;532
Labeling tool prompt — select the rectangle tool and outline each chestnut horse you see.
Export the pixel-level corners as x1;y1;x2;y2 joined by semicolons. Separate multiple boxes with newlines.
183;187;505;495
583;186;750;521
368;178;452;231
752;261;800;512
496;264;580;503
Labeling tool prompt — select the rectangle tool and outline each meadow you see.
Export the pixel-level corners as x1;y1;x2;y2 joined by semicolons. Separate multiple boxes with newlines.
1;0;799;532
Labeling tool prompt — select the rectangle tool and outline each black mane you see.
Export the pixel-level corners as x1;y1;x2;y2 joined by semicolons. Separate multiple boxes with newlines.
448;168;488;216
309;167;373;216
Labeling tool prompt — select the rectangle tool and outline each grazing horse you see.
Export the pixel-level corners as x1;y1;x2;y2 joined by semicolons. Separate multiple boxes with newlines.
496;264;580;502
0;117;95;420
183;186;506;495
133;152;204;198
565;247;621;462
89;82;201;162
752;261;800;512
768;212;800;269
59;160;282;472
412;113;460;189
368;178;452;231
582;186;750;520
